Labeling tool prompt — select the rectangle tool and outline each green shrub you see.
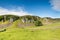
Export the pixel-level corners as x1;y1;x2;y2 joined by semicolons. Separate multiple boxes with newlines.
34;21;43;26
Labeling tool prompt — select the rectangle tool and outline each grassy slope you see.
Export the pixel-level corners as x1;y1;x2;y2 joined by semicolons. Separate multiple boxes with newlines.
0;22;60;40
0;28;60;40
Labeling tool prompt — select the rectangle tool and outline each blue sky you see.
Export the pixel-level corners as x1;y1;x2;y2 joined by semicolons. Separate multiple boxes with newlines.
0;0;60;18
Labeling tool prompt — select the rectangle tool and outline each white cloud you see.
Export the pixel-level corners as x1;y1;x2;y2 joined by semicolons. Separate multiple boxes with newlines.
50;0;60;11
0;7;32;16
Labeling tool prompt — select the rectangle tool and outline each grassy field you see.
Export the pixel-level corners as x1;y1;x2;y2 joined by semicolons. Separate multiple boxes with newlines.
0;22;60;40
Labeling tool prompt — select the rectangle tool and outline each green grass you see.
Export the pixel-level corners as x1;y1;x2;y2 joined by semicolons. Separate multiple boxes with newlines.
0;22;60;40
0;28;60;40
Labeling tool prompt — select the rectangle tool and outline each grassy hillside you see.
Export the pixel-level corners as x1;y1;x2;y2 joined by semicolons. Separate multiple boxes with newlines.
0;22;60;40
0;15;60;40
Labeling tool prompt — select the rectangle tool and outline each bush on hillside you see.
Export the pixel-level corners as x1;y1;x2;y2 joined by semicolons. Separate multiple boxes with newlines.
34;21;43;26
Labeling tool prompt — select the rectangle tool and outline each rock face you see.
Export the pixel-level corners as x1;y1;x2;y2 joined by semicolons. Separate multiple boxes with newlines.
21;18;26;23
9;18;14;23
0;15;19;22
3;16;6;22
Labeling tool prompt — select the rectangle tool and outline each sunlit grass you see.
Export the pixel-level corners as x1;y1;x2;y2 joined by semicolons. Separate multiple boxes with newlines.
0;28;60;40
0;21;60;40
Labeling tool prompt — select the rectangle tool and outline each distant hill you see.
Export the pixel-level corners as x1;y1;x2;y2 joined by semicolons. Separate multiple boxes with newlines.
0;15;60;28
